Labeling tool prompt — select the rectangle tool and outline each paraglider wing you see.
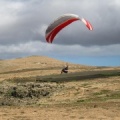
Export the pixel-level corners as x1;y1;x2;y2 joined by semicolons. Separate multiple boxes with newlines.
45;14;93;43
45;14;80;43
81;18;93;30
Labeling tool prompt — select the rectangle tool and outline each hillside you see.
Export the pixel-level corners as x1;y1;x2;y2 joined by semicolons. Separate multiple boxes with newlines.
0;56;120;120
0;55;95;81
0;56;120;81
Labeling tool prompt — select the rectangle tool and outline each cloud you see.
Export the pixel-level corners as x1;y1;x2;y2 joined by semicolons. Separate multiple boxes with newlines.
0;0;120;60
0;0;120;46
0;41;120;59
0;1;24;25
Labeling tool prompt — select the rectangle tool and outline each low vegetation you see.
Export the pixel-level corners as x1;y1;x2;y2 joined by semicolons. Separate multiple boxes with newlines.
0;71;120;106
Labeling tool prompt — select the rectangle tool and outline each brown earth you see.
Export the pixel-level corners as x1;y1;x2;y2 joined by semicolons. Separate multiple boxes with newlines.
0;56;120;120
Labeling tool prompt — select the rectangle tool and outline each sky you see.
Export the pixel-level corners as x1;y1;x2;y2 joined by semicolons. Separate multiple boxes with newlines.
0;0;120;66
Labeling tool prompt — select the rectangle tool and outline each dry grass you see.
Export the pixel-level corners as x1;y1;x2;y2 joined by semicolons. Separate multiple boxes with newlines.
0;56;120;81
0;56;96;81
0;56;120;120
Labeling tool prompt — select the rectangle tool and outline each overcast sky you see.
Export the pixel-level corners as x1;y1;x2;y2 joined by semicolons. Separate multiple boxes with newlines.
0;0;120;66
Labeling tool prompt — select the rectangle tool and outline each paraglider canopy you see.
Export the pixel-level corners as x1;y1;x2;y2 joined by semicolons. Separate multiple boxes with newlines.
45;14;93;43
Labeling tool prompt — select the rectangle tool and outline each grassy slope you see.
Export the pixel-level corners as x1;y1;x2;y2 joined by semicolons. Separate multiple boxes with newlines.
0;56;120;120
0;56;119;106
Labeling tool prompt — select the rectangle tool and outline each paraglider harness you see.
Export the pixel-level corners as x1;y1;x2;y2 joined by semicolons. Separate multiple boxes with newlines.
61;65;68;74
